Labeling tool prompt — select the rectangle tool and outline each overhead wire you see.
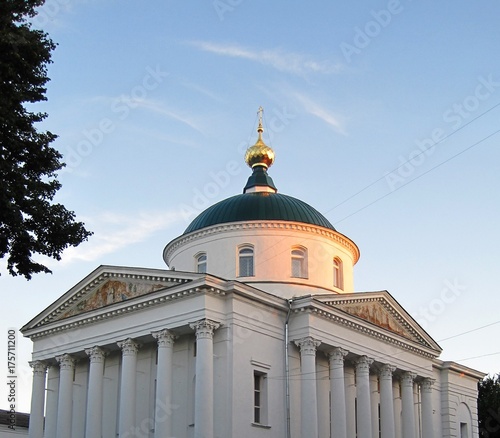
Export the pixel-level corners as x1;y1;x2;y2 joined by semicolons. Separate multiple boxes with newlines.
324;100;500;215
438;319;500;342
335;126;500;225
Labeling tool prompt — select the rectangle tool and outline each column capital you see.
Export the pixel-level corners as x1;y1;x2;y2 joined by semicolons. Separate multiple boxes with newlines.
117;338;141;356
152;329;177;347
328;347;348;362
400;371;417;386
85;346;108;363
355;355;373;372
420;377;435;392
190;319;220;340
379;363;396;379
295;336;321;356
55;353;76;371
29;360;48;376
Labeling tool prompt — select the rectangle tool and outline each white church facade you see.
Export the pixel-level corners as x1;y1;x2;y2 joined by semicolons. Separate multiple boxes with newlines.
22;113;484;438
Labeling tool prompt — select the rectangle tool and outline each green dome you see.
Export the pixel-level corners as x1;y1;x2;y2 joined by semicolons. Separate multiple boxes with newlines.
184;192;336;234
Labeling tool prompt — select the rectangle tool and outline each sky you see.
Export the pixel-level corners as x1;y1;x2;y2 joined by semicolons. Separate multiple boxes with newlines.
1;0;500;413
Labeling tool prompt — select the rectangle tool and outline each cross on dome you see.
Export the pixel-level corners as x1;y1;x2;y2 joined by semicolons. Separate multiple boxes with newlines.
244;107;275;170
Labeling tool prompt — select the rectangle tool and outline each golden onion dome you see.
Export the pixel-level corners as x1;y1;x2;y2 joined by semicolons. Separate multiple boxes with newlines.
244;107;275;169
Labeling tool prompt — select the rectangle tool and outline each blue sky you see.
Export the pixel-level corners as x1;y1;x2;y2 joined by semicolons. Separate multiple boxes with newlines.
2;0;500;412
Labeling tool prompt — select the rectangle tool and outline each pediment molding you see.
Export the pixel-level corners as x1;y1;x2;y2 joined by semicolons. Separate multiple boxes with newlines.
324;296;423;343
24;282;226;339
37;271;191;328
297;304;437;358
302;293;442;357
21;266;217;336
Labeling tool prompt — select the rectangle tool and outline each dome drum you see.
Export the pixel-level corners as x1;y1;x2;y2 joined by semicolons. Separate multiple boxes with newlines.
163;108;359;296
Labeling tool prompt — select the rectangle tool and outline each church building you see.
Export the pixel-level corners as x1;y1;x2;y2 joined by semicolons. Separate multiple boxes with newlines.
22;111;484;438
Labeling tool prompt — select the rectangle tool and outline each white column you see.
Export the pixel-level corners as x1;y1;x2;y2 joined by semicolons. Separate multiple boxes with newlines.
421;378;435;438
153;329;176;438
401;372;417;438
328;348;348;438
44;365;59;438
355;356;373;438
55;354;75;438
379;364;396;438
84;346;107;438
370;373;379;438
345;365;356;438
190;319;220;438
295;336;321;438
413;383;420;438
117;338;140;438
393;379;402;438
28;361;47;438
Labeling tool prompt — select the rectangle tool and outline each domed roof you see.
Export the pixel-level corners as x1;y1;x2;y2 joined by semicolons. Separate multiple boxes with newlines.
184;191;336;235
184;107;337;235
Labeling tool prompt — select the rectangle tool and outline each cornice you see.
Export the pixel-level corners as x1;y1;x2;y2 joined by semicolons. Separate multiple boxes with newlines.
25;284;226;340
164;220;360;264
320;295;433;349
295;303;440;359
35;271;193;329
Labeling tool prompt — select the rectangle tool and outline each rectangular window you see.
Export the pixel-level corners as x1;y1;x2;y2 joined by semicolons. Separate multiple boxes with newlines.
291;248;307;278
254;373;261;424
240;256;254;276
239;247;254;277
460;422;469;438
253;371;267;425
196;254;207;273
291;257;302;278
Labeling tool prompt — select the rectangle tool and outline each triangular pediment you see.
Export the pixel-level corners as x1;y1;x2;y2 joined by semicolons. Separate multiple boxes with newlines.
22;265;200;331
315;291;441;353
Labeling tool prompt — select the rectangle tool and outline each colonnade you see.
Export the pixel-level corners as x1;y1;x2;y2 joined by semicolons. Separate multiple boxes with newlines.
295;336;435;438
28;328;435;438
28;319;220;438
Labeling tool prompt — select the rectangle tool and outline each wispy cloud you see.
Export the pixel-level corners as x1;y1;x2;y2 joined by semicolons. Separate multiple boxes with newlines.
180;80;226;103
82;96;205;135
189;41;343;76
130;98;206;134
291;91;347;135
59;209;185;265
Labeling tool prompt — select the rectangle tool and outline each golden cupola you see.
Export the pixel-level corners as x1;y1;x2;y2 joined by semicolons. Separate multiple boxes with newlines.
244;107;275;169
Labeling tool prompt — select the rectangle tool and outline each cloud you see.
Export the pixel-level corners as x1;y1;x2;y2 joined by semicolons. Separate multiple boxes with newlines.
129;98;206;134
59;209;186;265
180;80;226;103
82;96;205;135
291;91;347;134
189;41;342;76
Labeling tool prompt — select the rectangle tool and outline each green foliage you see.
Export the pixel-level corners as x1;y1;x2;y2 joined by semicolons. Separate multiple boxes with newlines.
479;374;500;438
0;0;92;279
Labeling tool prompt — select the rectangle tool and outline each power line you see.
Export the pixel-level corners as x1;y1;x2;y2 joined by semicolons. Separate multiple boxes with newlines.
334;127;500;225
455;351;500;362
324;101;500;215
438;320;500;342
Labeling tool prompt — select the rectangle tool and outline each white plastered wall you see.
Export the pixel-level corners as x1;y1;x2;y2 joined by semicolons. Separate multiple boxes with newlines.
165;221;358;298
